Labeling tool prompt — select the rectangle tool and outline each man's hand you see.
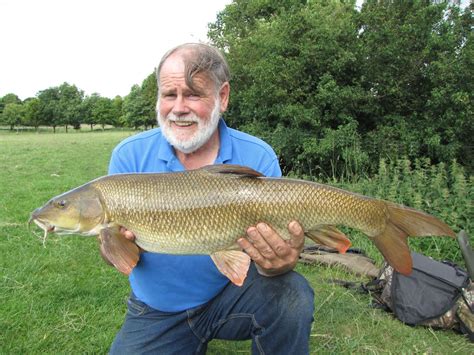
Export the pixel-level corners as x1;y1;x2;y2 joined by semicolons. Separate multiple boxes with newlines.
237;221;305;277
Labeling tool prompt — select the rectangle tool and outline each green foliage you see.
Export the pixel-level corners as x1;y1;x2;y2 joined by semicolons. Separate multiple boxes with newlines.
111;96;124;127
358;1;473;169
92;96;119;129
335;157;473;263
58;82;84;131
120;73;157;129
121;85;148;129
81;93;102;130
0;93;21;116
1;75;155;132
141;72;158;128
209;0;473;177
0;102;26;130
23;98;43;129
209;0;370;175
37;86;62;132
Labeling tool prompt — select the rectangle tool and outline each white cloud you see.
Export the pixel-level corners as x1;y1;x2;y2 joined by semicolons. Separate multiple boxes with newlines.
0;0;231;99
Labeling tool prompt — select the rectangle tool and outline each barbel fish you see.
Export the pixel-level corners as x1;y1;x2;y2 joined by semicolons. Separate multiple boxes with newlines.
29;164;455;286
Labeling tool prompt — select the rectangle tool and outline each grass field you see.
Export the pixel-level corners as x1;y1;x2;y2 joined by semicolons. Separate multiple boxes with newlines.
1;130;472;353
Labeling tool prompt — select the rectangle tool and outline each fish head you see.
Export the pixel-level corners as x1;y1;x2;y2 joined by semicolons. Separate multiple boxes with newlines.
30;184;105;237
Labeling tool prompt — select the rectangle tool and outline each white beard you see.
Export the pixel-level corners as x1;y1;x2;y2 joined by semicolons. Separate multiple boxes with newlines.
157;98;221;154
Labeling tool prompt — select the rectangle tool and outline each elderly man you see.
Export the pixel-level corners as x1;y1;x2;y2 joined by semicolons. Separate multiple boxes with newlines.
107;43;314;354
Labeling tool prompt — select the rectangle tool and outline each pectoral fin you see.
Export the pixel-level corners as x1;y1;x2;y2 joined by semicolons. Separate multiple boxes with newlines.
211;250;251;286
98;227;140;275
305;226;351;254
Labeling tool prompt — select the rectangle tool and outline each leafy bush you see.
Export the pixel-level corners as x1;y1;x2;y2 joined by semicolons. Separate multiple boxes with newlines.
333;158;472;264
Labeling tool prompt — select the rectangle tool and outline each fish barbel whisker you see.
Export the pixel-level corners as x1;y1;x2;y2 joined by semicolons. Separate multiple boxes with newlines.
29;218;51;247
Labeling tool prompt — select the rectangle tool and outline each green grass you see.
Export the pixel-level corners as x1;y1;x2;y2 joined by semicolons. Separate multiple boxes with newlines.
1;131;472;353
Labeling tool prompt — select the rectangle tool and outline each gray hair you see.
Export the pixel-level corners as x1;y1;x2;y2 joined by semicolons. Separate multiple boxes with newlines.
156;43;230;93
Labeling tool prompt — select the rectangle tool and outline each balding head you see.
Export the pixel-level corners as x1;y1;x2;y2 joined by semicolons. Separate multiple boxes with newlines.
156;43;230;94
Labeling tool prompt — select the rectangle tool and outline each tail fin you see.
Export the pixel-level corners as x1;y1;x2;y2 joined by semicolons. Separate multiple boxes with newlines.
374;202;455;275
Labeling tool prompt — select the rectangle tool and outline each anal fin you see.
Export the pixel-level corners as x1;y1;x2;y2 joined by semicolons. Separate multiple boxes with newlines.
373;222;412;275
305;226;351;254
98;227;140;275
211;250;251;286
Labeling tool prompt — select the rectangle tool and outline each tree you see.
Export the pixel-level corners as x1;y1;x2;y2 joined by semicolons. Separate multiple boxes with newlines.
82;93;101;130
122;85;148;129
112;95;124;127
358;1;473;170
209;0;364;175
1;103;25;130
141;72;158;129
92;96;117;129
23;98;43;130
421;4;473;168
208;0;473;176
0;93;21;116
37;87;61;132
58;82;84;131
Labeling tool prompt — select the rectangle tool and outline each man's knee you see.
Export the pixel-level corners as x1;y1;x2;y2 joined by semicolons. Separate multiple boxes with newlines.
279;272;314;321
258;271;315;326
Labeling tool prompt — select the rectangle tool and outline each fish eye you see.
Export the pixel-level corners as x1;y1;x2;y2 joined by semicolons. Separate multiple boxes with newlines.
55;200;67;208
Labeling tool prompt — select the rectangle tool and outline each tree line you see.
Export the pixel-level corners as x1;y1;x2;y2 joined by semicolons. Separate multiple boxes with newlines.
208;0;473;176
0;73;158;132
1;0;472;177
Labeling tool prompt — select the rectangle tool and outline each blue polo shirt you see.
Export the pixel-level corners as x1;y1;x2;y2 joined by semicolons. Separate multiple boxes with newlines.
108;119;281;312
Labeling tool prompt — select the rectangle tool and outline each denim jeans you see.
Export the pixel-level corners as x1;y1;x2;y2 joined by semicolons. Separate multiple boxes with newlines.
110;263;315;355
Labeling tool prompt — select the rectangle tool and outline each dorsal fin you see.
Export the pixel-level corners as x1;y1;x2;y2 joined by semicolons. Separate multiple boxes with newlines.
200;164;264;178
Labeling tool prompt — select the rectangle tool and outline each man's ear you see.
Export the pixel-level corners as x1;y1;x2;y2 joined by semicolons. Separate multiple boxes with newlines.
218;82;230;112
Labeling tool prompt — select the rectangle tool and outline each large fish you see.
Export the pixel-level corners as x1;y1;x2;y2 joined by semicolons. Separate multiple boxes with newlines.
30;164;455;286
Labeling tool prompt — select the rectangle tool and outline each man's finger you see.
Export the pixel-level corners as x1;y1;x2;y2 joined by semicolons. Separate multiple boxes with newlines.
237;237;267;265
255;223;292;257
287;220;305;249
246;225;274;256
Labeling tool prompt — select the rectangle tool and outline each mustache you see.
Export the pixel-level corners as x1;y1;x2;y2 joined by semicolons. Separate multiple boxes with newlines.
159;112;200;123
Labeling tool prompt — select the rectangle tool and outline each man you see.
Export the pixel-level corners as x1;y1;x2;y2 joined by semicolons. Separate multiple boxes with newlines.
107;43;314;354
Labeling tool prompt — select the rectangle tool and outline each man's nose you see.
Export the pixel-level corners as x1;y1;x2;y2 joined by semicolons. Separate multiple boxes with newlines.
172;95;189;115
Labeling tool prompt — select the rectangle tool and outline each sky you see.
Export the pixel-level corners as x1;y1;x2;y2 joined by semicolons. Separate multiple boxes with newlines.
1;0;469;100
0;0;232;100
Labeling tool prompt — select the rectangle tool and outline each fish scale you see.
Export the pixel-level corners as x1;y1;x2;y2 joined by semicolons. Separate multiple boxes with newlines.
90;170;385;254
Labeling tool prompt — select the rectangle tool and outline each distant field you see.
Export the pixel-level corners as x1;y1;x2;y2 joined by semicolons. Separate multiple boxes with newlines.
0;131;472;353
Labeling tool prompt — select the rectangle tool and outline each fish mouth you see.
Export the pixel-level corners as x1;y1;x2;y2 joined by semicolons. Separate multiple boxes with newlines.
28;216;55;246
28;215;85;242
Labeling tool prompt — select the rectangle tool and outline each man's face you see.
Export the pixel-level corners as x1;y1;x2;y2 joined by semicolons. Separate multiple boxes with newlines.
157;54;229;154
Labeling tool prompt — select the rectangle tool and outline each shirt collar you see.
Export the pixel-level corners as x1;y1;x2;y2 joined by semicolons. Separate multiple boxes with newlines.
157;118;233;170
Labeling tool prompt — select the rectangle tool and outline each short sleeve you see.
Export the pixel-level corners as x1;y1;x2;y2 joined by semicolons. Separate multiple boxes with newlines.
108;146;130;174
261;158;282;178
